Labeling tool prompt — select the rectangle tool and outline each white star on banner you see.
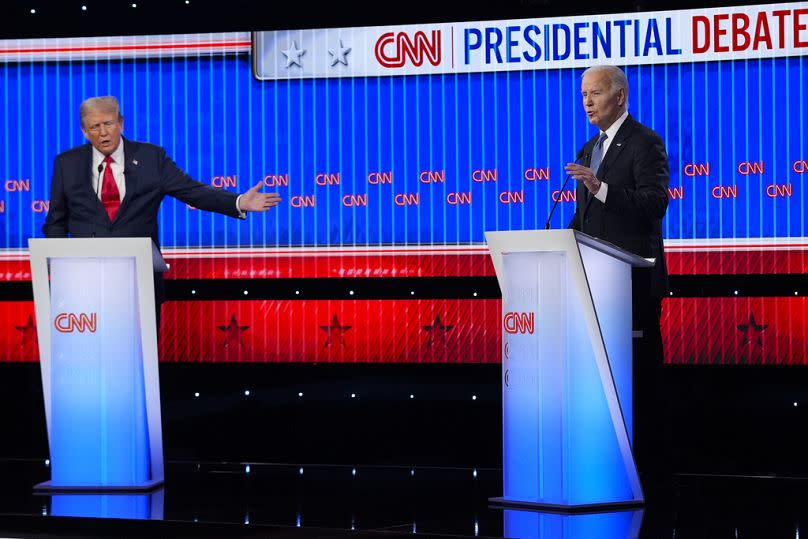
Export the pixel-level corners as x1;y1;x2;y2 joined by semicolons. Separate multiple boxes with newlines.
328;39;352;66
281;40;306;68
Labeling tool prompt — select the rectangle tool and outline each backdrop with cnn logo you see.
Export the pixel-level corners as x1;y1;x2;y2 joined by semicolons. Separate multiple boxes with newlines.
2;2;808;364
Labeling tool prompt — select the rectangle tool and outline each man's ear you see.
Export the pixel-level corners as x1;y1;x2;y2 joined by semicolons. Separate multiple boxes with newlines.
617;88;627;107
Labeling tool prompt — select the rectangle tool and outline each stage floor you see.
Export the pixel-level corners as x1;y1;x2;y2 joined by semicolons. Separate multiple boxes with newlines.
0;458;806;538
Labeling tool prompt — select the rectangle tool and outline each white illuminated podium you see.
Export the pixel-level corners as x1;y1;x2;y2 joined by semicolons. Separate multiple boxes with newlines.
486;229;652;512
29;238;164;492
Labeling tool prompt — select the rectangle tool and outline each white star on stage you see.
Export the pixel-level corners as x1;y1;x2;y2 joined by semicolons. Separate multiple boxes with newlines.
281;40;306;68
328;39;352;66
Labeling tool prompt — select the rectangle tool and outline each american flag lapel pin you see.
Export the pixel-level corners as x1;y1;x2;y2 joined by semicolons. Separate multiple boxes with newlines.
132;159;138;166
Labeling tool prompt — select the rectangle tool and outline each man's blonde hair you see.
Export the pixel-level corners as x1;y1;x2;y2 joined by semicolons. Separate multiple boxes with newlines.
80;96;123;128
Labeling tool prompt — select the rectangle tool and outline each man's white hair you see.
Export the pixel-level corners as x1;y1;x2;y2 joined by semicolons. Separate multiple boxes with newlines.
80;96;123;128
581;65;629;95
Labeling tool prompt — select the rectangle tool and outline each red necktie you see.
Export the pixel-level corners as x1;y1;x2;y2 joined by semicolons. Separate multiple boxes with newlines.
101;155;121;221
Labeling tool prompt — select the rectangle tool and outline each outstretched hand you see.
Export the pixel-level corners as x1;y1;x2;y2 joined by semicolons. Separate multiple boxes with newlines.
239;181;282;212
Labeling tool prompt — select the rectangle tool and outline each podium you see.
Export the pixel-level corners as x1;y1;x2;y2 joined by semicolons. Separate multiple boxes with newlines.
28;238;164;491
485;230;652;511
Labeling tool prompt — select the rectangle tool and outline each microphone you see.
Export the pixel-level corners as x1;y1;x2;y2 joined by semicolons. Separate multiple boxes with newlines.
543;150;589;230
96;162;104;197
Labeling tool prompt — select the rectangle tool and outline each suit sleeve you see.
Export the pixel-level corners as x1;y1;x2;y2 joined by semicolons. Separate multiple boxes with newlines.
42;156;68;238
604;134;669;223
158;148;242;219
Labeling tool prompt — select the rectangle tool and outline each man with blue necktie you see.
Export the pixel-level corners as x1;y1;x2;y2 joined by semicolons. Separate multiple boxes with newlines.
564;65;671;484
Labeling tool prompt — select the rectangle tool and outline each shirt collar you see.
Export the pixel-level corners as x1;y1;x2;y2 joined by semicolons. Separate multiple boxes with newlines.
91;139;125;169
601;109;629;141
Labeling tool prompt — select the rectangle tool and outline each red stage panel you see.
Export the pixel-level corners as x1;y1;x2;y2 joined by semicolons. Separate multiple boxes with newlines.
5;296;808;365
159;299;500;363
3;243;808;280
0;302;38;362
662;297;808;365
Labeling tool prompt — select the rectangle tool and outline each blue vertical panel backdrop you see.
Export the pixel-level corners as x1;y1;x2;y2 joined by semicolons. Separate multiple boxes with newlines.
0;51;806;253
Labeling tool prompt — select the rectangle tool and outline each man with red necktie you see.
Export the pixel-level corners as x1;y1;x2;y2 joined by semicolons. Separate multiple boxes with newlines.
43;96;282;326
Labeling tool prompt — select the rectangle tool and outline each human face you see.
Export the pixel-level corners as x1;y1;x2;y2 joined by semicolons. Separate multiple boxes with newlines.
82;110;123;156
581;71;626;132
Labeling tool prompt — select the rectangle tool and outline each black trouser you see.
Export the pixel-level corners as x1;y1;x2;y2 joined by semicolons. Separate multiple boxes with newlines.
631;276;669;479
153;272;165;337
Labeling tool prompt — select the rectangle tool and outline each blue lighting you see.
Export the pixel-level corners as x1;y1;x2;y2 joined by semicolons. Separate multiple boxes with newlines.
504;508;643;539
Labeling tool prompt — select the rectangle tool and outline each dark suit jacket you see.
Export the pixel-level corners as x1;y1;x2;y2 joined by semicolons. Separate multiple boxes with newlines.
569;114;670;298
43;138;242;303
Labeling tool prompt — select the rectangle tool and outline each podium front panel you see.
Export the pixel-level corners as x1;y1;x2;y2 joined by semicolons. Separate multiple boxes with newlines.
502;251;566;503
501;245;638;507
49;257;150;487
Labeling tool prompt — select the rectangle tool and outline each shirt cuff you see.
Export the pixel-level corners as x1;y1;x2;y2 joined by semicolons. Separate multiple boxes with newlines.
235;195;247;218
594;182;608;203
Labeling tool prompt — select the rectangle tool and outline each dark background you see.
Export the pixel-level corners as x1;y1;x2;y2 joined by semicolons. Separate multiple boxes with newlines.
2;0;806;478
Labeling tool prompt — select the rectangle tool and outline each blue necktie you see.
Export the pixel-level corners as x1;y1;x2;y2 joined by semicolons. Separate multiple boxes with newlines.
589;132;608;176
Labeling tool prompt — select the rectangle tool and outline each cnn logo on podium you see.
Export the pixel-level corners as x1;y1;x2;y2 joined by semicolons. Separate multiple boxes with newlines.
503;312;535;335
54;313;97;333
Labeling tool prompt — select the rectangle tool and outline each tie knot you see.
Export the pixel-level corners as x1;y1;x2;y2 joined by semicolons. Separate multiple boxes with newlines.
597;132;608;146
104;155;114;165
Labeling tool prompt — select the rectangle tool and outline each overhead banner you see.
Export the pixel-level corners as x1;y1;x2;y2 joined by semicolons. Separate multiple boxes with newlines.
253;2;808;80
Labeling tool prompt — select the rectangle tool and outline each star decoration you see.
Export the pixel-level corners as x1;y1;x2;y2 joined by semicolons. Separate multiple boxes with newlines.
328;39;352;66
282;40;306;68
422;314;454;348
319;314;351;348
737;312;768;347
217;314;250;348
15;314;37;347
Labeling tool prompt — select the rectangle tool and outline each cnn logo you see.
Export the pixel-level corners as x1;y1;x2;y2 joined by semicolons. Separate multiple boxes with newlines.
503;312;535;334
54;313;97;333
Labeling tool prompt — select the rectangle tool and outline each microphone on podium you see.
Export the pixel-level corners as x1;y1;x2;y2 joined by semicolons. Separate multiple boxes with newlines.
543;149;589;230
96;163;104;197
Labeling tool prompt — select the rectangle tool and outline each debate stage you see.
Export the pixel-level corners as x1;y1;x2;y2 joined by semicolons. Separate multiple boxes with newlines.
1;363;808;538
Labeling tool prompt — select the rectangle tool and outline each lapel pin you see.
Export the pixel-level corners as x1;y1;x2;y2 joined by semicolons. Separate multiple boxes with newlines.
132;159;138;166
615;143;622;147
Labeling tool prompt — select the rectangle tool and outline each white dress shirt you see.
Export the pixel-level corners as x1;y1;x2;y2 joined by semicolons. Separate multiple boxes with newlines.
91;141;126;200
593;109;629;203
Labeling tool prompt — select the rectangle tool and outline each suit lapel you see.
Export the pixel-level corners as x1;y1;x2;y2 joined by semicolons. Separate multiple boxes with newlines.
597;114;636;180
115;138;139;221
